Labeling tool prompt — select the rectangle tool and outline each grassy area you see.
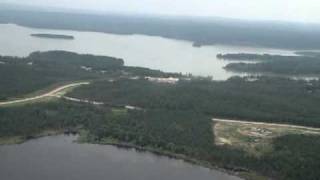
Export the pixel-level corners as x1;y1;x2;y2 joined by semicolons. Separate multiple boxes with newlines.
213;120;320;156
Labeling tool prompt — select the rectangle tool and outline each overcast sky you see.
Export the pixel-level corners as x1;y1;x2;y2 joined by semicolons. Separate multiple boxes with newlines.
3;0;320;23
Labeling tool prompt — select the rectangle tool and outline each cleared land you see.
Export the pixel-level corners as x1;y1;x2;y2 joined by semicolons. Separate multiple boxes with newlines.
213;118;320;156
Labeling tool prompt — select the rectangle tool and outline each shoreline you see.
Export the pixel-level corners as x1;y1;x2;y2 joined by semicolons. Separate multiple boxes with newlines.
0;130;64;145
1;132;266;180
77;136;266;180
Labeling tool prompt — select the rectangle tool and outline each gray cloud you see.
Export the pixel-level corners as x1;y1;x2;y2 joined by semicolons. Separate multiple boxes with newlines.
4;0;320;23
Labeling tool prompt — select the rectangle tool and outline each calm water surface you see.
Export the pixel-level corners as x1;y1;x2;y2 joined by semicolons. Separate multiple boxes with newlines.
0;24;295;80
0;135;242;180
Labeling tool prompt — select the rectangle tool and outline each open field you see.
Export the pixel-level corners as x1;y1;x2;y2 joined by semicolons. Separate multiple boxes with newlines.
213;118;320;156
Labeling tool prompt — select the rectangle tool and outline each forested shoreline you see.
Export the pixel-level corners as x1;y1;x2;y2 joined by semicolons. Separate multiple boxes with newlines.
1;98;319;180
1;51;320;180
0;51;177;100
2;8;320;49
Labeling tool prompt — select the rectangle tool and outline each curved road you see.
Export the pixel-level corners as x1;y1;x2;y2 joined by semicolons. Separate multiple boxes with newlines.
0;82;90;106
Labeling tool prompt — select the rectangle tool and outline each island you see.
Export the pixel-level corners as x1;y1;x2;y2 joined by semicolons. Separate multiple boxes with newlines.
217;53;275;61
220;53;320;75
31;33;75;40
192;42;202;48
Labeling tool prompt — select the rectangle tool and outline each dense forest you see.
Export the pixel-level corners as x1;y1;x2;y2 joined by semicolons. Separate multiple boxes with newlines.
0;51;123;100
67;76;320;179
1;7;320;49
1;98;319;180
69;77;320;127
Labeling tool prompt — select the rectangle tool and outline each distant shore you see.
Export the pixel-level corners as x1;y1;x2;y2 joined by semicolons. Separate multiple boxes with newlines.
31;33;74;40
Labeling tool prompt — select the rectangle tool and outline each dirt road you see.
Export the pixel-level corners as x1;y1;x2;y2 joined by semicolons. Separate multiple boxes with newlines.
213;118;320;131
0;82;90;106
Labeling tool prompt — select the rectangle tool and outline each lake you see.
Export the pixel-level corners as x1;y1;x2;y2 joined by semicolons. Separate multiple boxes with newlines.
0;24;295;80
0;24;295;180
0;135;242;180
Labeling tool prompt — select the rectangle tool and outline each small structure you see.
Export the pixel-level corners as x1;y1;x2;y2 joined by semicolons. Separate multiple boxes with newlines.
125;105;143;111
245;77;258;82
145;77;179;84
63;96;104;105
129;76;140;80
80;66;92;71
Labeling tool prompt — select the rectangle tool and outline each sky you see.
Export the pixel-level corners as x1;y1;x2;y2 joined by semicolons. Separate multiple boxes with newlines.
3;0;320;23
